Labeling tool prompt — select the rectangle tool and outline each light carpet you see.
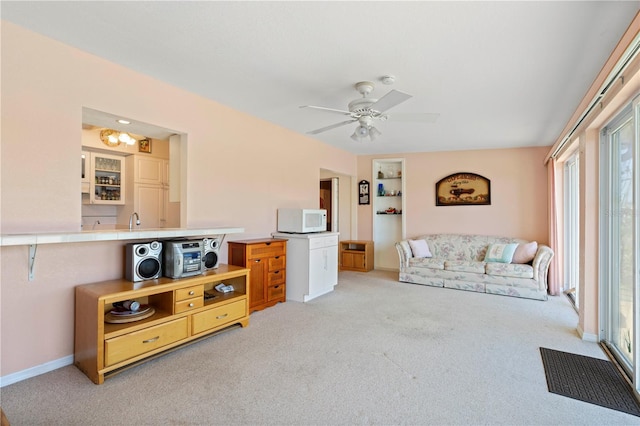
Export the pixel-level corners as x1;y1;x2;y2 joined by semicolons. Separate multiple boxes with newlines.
2;270;637;425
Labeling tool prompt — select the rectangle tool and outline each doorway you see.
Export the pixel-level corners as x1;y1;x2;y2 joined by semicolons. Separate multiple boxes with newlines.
320;178;339;232
601;100;637;393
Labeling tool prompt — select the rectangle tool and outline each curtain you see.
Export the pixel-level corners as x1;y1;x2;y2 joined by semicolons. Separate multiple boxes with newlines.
547;158;561;295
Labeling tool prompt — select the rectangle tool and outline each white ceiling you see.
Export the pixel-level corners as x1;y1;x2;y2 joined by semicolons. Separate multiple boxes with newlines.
3;1;638;155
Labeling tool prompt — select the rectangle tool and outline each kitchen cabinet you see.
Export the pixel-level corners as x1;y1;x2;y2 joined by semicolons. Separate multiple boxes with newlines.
87;152;126;205
271;232;338;302
134;156;163;185
134;184;165;228
119;155;176;228
81;150;90;194
373;159;405;270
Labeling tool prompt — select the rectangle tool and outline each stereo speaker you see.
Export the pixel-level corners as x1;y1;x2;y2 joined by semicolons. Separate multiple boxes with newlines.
125;241;162;282
202;237;221;270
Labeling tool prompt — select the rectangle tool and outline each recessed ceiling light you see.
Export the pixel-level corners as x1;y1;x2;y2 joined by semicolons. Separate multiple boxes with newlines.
117;119;131;125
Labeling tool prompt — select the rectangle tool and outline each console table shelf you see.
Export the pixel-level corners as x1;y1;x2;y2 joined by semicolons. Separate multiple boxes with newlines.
339;240;374;272
75;264;250;384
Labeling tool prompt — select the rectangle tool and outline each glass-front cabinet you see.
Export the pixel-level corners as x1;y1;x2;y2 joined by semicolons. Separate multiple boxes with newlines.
88;152;125;205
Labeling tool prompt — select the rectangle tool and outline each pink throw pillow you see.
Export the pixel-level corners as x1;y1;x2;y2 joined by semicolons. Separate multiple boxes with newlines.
512;241;538;264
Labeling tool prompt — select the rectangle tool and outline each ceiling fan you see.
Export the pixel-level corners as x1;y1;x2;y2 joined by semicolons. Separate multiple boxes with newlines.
301;80;439;142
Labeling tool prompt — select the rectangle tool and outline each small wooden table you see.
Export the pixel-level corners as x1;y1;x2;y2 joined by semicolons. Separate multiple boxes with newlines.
339;240;374;272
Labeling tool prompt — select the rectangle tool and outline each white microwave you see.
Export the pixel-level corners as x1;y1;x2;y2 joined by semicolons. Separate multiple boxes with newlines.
277;208;327;233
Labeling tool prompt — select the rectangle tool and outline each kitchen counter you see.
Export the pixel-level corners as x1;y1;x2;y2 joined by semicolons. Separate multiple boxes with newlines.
0;227;244;246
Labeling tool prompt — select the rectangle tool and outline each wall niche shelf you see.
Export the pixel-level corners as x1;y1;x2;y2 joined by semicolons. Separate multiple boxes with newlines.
372;159;406;270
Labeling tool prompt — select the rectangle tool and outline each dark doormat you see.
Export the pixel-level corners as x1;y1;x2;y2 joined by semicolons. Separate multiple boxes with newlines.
540;347;640;417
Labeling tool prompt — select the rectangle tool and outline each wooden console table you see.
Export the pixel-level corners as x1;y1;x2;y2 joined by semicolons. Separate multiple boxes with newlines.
74;264;250;384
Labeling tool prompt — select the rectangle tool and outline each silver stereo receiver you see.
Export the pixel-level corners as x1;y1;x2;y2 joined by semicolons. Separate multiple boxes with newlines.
163;239;203;279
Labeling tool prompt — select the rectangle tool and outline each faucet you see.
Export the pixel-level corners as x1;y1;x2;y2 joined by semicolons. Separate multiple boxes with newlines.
129;212;140;230
92;220;101;230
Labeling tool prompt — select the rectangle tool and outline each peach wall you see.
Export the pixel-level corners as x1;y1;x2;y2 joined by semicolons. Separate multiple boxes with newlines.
0;20;550;381
357;147;549;244
0;22;357;377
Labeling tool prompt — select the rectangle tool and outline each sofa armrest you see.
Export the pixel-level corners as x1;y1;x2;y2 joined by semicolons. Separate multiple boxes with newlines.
396;241;413;268
532;244;554;292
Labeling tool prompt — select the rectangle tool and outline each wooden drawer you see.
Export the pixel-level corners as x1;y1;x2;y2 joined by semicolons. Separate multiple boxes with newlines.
268;284;285;301
175;285;203;302
268;255;286;271
104;317;188;366
247;241;286;259
192;299;246;335
175;297;204;314
268;270;285;286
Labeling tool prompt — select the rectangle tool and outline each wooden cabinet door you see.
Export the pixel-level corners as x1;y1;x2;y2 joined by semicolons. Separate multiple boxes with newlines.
249;257;267;309
342;252;354;269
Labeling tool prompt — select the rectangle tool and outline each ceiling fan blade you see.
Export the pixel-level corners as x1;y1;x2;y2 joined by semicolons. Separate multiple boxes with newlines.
387;113;440;123
307;119;356;135
370;89;412;113
300;105;352;115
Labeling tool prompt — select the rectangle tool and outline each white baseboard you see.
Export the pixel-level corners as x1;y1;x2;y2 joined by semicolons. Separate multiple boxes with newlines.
576;324;599;342
0;355;74;388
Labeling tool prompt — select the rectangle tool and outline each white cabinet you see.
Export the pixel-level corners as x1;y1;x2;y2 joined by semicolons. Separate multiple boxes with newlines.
81;150;90;194
119;155;177;228
373;158;405;270
134;156;163;185
86;152;126;205
134;184;165;228
271;232;339;302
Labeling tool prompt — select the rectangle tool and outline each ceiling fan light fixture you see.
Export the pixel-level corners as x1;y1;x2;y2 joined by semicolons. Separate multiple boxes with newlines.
302;79;437;141
356;125;369;137
369;126;381;140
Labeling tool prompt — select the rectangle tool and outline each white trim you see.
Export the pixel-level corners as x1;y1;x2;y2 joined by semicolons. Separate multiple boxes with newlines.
0;355;74;387
576;324;599;342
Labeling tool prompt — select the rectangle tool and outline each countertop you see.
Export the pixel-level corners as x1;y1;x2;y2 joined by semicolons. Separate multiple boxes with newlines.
0;227;244;246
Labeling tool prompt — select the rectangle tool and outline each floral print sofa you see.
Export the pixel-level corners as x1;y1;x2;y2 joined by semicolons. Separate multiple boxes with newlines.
395;234;554;301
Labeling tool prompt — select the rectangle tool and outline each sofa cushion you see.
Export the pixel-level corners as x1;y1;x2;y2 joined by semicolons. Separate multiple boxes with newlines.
484;243;518;263
444;260;485;274
512;241;538;264
485;262;534;279
408;239;432;258
409;257;445;270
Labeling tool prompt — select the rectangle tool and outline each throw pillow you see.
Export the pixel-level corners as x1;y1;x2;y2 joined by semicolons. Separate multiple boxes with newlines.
408;239;432;258
484;243;518;263
512;241;538;264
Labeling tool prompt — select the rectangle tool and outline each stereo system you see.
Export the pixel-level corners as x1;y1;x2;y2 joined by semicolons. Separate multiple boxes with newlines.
124;237;222;282
164;239;203;279
202;237;221;270
125;241;163;282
